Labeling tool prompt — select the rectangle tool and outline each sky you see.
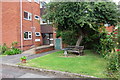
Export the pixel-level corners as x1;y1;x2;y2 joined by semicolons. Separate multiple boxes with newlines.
40;0;120;4
113;0;120;4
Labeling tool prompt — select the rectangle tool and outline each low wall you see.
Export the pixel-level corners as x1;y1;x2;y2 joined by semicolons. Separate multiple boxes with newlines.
35;46;54;54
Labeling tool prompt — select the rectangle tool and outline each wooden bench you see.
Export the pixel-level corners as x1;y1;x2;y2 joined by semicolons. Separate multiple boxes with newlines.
63;46;84;55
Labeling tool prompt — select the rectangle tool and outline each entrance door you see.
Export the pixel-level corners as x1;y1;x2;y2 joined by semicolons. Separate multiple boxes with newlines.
42;33;50;45
42;33;54;45
55;38;62;50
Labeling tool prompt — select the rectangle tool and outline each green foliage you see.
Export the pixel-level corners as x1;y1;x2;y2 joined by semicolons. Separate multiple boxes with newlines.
0;42;21;55
0;43;8;54
118;24;120;48
94;2;118;26
11;41;18;49
56;30;62;38
44;2;119;78
81;31;100;50
97;25;120;79
44;2;119;46
20;56;27;60
61;31;78;45
106;52;120;79
4;48;21;55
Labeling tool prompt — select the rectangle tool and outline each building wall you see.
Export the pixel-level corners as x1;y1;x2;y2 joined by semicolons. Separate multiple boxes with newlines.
2;2;20;47
0;2;2;45
106;26;114;33
1;1;41;50
32;2;42;46
22;1;41;50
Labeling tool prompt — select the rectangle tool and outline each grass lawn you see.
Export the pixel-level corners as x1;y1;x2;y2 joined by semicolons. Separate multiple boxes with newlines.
19;50;108;78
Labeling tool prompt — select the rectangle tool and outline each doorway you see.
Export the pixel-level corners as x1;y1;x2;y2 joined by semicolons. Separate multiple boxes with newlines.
42;33;54;45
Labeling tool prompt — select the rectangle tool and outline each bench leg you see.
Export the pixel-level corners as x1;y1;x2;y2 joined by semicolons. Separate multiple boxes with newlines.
64;50;68;57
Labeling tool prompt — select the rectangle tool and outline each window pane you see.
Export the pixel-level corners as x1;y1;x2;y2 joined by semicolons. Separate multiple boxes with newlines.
42;19;46;23
35;16;39;19
34;0;39;3
36;33;39;35
50;34;53;38
24;32;28;38
50;40;53;44
24;12;28;19
29;32;31;34
29;35;31;38
29;13;32;20
27;0;31;2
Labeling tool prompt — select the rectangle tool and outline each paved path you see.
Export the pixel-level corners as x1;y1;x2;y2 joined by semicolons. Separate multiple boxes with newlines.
1;48;59;64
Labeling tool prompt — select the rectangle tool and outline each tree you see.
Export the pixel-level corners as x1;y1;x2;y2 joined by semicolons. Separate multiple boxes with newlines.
44;1;119;46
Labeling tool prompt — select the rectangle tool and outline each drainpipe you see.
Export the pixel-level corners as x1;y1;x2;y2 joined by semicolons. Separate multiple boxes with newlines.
20;0;23;51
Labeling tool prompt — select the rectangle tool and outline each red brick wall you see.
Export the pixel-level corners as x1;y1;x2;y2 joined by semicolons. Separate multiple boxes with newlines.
106;26;114;33
21;1;41;50
35;47;54;54
0;2;2;45
32;2;42;46
1;1;42;50
2;2;20;47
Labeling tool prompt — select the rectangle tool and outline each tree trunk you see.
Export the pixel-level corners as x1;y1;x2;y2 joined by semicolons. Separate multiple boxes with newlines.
75;31;83;46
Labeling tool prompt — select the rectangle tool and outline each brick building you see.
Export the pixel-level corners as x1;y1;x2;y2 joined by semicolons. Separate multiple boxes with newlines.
40;1;56;46
1;0;42;50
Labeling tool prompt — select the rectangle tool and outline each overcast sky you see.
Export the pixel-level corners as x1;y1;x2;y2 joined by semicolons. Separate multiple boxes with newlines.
40;0;120;4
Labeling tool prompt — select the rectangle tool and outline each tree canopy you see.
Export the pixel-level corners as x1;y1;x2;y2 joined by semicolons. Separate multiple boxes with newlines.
44;1;119;46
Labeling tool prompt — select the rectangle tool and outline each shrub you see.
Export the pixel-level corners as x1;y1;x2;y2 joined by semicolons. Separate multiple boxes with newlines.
11;41;18;49
20;56;27;60
106;51;120;79
61;30;78;45
0;43;8;54
4;48;21;55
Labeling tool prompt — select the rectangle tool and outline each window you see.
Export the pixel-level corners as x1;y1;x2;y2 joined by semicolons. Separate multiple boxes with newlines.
35;32;41;36
34;0;39;4
24;32;32;40
50;34;53;38
40;2;46;8
24;11;32;20
47;20;52;24
104;24;111;27
27;0;31;2
40;18;47;24
42;19;46;23
34;15;40;20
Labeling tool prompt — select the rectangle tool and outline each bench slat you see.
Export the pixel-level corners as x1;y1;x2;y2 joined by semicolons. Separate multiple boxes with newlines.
64;46;84;54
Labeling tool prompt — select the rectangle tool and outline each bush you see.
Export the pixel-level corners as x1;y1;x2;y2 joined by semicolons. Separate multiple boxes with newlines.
4;48;21;55
20;56;27;60
106;52;120;79
0;43;8;54
0;42;21;55
61;30;78;45
11;42;18;48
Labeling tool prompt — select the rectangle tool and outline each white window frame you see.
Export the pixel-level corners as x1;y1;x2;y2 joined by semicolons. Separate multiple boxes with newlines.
34;15;40;20
104;23;111;27
27;0;31;2
24;11;32;21
34;0;39;4
24;31;32;40
40;18;47;24
35;32;41;36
